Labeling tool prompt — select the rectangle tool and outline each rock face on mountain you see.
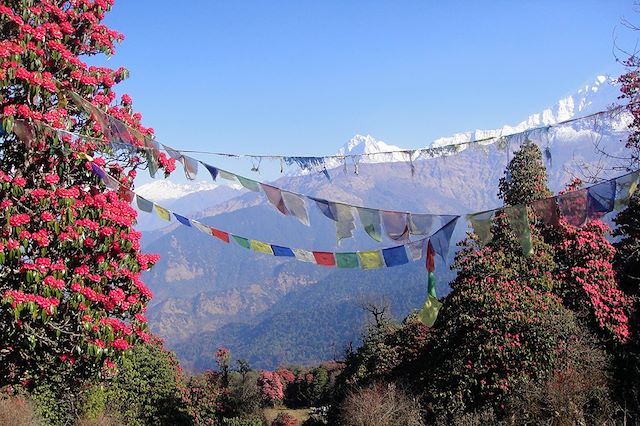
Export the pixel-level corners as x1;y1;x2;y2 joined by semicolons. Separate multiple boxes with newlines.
141;76;630;370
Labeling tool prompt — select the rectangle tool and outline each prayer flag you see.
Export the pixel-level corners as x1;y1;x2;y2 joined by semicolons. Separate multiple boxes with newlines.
232;235;251;249
154;205;171;221
381;211;410;241
558;188;588;227
382;245;409;267
505;205;532;256
467;210;494;245
416;295;442;327
614;171;640;210
261;184;289;215
91;163;106;180
330;203;356;243
143;137;160;178
174;213;192;227
203;163;219;181
293;249;316;263
237;176;261;192
282;191;310;226
272;245;295;257
531;197;559;227
431;217;458;262
406;239;426;261
120;188;135;204
250;240;274;255
313;251;336;266
358;250;384;269
426;240;436;297
416;240;442;327
587;180;616;219
357;207;382;242
335;252;359;268
218;170;238;182
136;195;154;213
191;220;211;234
182;155;199;180
211;228;230;243
312;198;337;221
408;214;435;236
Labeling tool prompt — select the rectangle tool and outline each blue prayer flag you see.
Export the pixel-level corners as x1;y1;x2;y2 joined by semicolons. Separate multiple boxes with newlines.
382;245;409;267
173;213;192;227
203;163;219;181
271;245;295;257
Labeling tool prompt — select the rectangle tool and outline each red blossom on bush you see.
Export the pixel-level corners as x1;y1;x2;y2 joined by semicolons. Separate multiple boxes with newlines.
0;0;172;387
258;370;285;406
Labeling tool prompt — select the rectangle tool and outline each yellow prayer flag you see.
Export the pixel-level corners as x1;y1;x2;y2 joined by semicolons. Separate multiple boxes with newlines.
154;205;171;221
417;295;442;327
358;250;384;269
250;240;274;255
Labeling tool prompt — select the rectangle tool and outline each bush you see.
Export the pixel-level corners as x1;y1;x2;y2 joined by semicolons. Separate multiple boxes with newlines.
0;394;42;426
271;412;299;426
338;383;424;426
505;330;616;425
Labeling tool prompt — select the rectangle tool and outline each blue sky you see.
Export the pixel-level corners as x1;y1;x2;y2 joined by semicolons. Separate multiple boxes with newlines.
96;1;638;178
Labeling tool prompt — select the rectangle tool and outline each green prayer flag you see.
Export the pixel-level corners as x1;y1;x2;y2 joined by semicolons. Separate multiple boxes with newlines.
357;207;382;242
335;252;359;268
232;235;250;249
237;176;261;192
428;271;437;298
505;204;533;257
467;210;494;245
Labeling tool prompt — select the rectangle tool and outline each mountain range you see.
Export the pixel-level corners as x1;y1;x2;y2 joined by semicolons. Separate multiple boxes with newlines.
139;75;630;371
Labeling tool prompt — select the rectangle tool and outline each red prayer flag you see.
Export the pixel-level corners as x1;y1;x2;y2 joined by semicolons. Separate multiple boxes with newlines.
211;227;230;243
313;251;336;266
426;240;435;273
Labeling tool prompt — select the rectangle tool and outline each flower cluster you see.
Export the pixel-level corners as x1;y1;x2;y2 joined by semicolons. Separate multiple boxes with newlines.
0;0;171;386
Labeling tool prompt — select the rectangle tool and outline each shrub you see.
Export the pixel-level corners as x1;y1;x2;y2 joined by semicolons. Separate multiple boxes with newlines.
338;383;424;426
271;412;299;426
0;394;42;426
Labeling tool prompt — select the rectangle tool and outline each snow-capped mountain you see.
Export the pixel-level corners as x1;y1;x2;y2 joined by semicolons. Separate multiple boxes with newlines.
336;134;403;156
433;75;625;147
137;180;220;202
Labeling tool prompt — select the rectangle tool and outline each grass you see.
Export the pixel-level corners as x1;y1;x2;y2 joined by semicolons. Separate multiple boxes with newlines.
263;407;310;423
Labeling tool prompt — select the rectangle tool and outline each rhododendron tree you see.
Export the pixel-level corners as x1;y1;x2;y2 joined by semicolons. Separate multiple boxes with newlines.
0;0;172;390
418;142;578;416
550;217;631;343
257;370;284;406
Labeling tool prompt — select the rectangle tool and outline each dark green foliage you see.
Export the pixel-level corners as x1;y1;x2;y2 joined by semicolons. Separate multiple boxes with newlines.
498;140;552;206
82;340;190;426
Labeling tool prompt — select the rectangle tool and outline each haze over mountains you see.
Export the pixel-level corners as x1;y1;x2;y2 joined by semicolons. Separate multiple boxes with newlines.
139;75;629;370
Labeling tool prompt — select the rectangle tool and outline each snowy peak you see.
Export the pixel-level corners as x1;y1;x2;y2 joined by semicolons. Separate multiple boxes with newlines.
337;134;402;156
433;75;622;147
137;180;220;202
